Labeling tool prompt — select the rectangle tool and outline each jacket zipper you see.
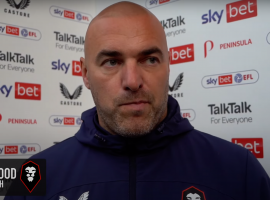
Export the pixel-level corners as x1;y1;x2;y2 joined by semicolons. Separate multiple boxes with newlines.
129;151;136;200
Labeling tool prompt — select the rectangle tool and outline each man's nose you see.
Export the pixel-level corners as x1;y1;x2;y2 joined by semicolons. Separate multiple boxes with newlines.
121;60;143;92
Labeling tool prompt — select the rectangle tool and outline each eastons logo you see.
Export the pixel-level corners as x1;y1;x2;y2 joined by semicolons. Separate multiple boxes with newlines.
50;6;92;24
49;115;82;127
0;22;41;41
202;70;259;88
145;0;180;9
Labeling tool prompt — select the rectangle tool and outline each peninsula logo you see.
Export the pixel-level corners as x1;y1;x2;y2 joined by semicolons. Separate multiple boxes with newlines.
50;6;92;24
8;118;37;124
170;44;194;65
169;73;184;98
0;114;2;122
160;15;186;38
202;0;257;24
0;50;35;73
49;115;82;127
0;22;41;41
204;39;252;58
202;70;259;88
4;0;31;18
145;0;180;9
0;144;40;155
209;102;253;125
182;186;206;200
232;138;263;158
60;83;82;106
51;59;81;76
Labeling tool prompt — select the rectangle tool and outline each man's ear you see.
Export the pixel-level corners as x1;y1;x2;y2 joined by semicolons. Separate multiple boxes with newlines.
80;57;91;90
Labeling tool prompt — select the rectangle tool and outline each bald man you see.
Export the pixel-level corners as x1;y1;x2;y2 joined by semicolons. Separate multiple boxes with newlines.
5;2;270;200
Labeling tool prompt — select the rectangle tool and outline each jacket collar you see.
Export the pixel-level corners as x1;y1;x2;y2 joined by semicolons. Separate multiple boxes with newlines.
75;95;194;154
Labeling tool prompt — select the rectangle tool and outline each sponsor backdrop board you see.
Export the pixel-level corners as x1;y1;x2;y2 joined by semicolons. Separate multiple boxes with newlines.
0;0;270;177
0;0;96;164
95;0;270;175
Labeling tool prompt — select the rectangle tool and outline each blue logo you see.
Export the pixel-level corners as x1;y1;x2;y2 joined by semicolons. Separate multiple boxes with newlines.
76;13;82;21
149;0;158;5
234;73;243;83
267;32;270;45
76;118;82;125
21;29;28;37
20;145;27;154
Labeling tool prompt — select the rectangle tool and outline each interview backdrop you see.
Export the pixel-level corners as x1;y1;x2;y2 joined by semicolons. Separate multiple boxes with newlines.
1;0;270;175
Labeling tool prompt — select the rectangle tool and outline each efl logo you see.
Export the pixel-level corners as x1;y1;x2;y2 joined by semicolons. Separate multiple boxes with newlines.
0;144;40;156
0;22;41;41
49;115;81;127
181;109;196;121
145;0;179;9
15;82;41;100
72;61;82;76
232;138;263;158
226;0;257;23
5;146;18;154
219;75;232;85
50;6;92;24
170;44;194;65
6;25;19;36
202;70;259;88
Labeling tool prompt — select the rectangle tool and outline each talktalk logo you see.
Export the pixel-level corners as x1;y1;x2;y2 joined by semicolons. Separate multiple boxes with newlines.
50;6;92;24
15;82;41;100
202;0;257;24
51;60;81;76
145;0;179;9
202;70;259;88
5;146;18;154
170;44;194;65
232;138;263;158
0;22;41;41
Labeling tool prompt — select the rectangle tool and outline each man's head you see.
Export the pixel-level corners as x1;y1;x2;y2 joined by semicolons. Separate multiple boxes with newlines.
80;1;170;138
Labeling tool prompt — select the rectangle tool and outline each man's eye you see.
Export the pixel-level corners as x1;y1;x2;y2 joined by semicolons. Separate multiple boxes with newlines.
104;59;118;67
146;57;158;65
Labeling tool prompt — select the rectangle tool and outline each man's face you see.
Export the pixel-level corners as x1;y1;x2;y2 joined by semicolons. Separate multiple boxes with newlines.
82;14;169;137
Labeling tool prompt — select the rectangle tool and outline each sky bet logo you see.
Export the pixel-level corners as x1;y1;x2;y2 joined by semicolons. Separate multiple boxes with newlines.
202;0;257;24
15;82;41;100
145;0;180;9
49;6;92;24
232;138;263;158
49;115;81;127
169;44;194;65
0;22;41;41
202;70;259;88
51;60;82;76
